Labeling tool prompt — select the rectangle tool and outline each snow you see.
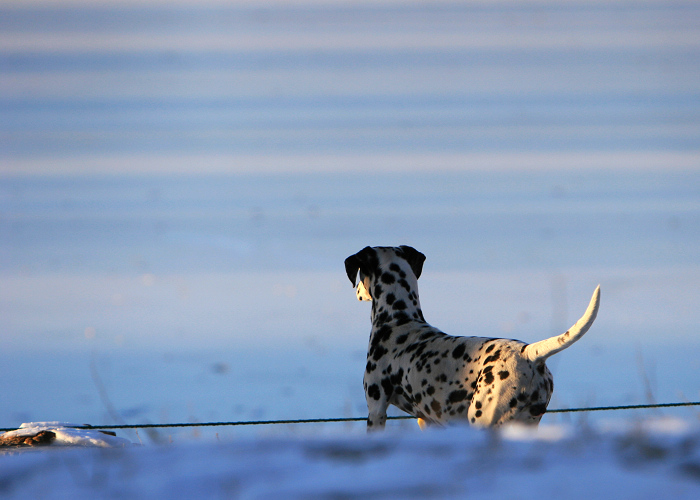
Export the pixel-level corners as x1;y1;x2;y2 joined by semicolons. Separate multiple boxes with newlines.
0;422;131;449
2;419;699;498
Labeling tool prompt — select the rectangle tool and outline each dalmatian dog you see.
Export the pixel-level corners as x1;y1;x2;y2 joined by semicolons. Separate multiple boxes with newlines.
344;245;600;431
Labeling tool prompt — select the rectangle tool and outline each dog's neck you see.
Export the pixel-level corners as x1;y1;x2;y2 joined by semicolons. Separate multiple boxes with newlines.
366;277;425;364
370;276;425;329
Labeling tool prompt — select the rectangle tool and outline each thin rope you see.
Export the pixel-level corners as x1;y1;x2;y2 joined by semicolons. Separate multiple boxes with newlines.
2;401;698;433
546;401;700;413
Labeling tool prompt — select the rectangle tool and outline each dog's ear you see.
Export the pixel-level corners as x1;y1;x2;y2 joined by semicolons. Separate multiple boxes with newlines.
344;255;361;287
344;246;375;286
399;245;426;279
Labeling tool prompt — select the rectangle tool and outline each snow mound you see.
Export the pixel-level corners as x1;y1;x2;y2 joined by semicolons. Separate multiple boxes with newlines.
0;422;132;449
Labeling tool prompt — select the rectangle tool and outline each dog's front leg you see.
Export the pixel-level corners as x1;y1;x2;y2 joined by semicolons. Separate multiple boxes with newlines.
366;398;389;432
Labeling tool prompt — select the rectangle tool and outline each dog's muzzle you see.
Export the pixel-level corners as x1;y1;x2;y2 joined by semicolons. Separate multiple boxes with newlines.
356;275;372;301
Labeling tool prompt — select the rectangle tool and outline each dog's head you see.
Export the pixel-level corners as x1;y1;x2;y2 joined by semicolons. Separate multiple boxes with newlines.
344;245;426;302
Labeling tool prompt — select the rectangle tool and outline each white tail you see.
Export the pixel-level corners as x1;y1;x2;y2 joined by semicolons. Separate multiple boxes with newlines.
523;285;600;363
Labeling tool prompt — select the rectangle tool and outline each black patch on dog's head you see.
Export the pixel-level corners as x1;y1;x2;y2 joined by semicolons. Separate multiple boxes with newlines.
345;245;425;287
344;246;379;286
397;245;426;279
345;245;425;291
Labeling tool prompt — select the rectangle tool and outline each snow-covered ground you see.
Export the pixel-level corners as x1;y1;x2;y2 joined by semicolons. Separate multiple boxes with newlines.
2;419;700;498
1;0;699;496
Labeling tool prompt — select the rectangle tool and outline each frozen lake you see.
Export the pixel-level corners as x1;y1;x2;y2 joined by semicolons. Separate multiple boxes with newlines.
1;0;699;441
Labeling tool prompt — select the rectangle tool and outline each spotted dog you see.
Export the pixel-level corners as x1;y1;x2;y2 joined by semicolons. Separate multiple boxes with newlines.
345;245;600;431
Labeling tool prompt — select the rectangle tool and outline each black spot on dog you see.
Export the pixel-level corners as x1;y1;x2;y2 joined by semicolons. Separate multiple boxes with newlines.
381;378;393;398
389;263;407;279
483;370;495;385
452;344;466;359
430;400;442;412
390;367;404;385
393;300;407;311
366;361;377;373
448;390;468;403
484;350;501;364
396;333;409;344
372;344;388;361
498;370;510;380
394;313;411;326
385;293;396;305
372;325;393;345
529;403;547;416
381;272;396;284
485;343;495;354
426;386;435;396
509;397;518;408
367;384;381;400
414;393;422;404
373;311;390;326
397;279;411;292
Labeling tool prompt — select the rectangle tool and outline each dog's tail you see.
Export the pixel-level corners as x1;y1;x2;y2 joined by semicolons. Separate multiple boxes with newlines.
523;285;600;363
